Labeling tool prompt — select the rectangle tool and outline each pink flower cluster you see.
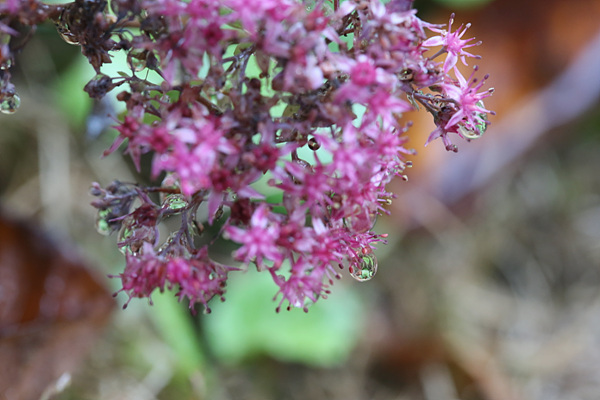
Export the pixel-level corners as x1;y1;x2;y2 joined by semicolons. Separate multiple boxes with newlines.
1;0;494;312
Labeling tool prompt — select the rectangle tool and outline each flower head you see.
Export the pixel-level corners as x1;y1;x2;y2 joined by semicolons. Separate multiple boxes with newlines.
423;13;481;74
0;0;496;312
443;67;495;133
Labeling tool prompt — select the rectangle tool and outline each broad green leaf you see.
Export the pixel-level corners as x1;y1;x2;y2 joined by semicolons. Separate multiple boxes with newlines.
203;267;365;367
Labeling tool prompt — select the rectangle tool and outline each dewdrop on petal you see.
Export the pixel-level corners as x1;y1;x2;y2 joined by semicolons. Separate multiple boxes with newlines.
95;209;113;236
349;248;378;282
0;92;20;114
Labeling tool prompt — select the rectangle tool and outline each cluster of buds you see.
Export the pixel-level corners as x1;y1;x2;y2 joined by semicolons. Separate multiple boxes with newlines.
1;0;494;313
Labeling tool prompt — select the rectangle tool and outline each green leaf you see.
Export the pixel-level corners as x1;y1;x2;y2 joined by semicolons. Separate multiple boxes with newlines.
203;268;365;367
52;55;94;129
149;291;209;374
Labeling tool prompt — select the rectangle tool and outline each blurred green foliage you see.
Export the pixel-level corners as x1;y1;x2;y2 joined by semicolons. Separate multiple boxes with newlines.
203;268;365;367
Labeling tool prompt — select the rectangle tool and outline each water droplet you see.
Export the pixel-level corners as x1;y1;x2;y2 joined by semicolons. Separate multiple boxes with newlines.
56;17;80;46
95;210;112;236
117;222;136;255
128;50;148;72
459;100;488;140
118;242;140;256
131;58;145;72
157;231;180;254
0;58;12;70
58;30;80;45
308;137;320;151
117;218;156;256
381;196;393;206
293;158;312;170
350;250;378;282
0;93;20;114
162;194;188;211
343;208;377;233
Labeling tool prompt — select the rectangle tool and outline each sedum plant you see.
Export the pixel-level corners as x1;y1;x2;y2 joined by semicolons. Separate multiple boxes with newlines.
0;0;494;313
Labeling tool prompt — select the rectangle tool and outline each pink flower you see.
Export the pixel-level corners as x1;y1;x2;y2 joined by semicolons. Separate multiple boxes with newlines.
167;247;234;313
362;89;412;127
0;0;20;14
151;114;237;196
225;204;284;268
443;67;494;132
351;56;378;86
272;161;334;210
223;0;297;35
423;13;480;74
271;257;329;312
105;116;142;157
308;218;345;268
284;54;324;91
113;243;167;308
68;0;494;312
334;56;396;104
424;123;458;152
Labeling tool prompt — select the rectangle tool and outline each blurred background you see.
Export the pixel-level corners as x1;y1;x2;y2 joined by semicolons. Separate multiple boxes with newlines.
2;0;600;399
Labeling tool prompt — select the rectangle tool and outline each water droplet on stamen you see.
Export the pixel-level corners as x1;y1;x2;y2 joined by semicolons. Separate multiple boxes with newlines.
162;194;188;211
0;93;20;114
58;30;80;45
117;219;142;255
157;232;181;255
0;59;12;70
129;54;147;72
95;215;111;236
308;137;320;151
350;250;378;282
343;209;378;233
